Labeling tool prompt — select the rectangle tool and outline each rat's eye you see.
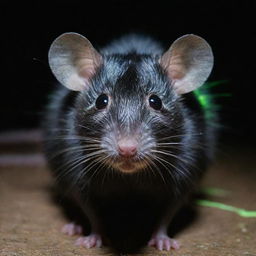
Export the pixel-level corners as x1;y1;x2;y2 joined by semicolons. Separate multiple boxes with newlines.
149;94;162;110
95;94;109;109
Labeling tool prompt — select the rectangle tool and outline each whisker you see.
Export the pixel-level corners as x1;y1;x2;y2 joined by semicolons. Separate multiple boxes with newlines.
100;157;115;186
55;150;106;183
55;155;95;183
146;153;169;184
89;156;110;182
152;154;190;180
45;135;101;143
157;142;184;145
142;153;160;179
79;154;110;184
55;148;105;172
48;145;97;160
150;154;176;184
151;149;194;167
157;133;203;142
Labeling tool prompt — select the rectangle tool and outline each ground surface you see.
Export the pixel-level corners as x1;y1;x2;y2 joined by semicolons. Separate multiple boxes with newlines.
0;130;255;256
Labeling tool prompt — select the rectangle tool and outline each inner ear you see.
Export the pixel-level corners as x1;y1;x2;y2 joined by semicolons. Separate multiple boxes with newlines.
160;34;214;94
48;32;102;91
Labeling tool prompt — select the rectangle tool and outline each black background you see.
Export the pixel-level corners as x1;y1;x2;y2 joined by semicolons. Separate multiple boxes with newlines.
2;1;256;145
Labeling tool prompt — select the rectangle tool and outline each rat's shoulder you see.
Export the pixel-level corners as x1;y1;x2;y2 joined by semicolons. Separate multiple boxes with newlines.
100;34;164;56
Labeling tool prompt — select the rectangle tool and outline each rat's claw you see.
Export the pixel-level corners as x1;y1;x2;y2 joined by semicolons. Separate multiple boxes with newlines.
148;234;179;251
61;222;83;236
75;233;102;248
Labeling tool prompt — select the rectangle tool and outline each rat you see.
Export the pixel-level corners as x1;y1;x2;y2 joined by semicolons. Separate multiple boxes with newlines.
43;32;216;253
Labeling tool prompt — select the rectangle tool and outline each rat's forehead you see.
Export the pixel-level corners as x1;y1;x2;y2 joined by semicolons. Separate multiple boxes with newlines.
102;56;129;84
99;54;166;92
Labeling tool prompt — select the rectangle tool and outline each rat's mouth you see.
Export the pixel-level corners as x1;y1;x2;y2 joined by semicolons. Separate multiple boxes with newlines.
118;159;136;172
111;157;148;174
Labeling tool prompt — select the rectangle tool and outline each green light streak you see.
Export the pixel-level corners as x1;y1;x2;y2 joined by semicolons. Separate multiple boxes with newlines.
196;200;256;218
193;80;230;121
203;80;228;89
195;93;210;109
210;93;232;98
193;80;227;109
200;187;230;197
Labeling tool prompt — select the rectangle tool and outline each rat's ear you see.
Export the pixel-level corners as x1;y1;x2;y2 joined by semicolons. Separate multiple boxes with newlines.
160;34;213;94
48;32;102;91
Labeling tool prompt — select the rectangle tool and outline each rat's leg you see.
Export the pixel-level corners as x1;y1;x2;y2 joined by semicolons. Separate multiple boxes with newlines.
74;205;103;248
61;220;102;248
148;224;179;251
74;220;102;248
148;206;180;251
75;232;102;248
61;222;83;236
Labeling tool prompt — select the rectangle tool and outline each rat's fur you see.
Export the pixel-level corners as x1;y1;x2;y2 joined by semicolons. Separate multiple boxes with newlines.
43;34;217;253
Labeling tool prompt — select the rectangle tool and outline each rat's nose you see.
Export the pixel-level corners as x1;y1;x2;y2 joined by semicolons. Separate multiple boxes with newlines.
118;145;137;157
118;138;138;157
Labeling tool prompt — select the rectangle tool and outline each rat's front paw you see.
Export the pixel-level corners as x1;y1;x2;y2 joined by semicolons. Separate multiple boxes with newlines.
61;222;83;236
148;233;179;251
75;233;102;248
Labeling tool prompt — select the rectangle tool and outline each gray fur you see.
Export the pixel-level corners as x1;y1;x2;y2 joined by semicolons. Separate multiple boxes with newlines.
43;33;217;253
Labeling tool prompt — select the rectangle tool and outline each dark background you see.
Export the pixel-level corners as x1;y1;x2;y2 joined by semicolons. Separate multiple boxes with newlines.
2;1;256;145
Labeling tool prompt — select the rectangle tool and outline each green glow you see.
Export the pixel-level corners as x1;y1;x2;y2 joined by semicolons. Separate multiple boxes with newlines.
195;93;210;109
193;80;230;121
193;80;226;109
196;200;256;218
203;80;228;89
200;187;230;197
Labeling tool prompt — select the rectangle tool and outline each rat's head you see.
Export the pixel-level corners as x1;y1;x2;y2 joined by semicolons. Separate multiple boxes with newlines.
48;33;213;175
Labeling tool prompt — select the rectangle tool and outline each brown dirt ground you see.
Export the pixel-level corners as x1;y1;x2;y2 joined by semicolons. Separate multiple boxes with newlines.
0;130;256;256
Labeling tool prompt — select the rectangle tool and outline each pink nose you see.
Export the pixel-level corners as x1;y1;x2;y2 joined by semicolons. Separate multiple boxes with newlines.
118;138;138;157
118;145;137;157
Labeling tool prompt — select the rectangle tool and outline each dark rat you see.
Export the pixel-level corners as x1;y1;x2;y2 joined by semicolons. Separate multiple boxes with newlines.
43;32;216;253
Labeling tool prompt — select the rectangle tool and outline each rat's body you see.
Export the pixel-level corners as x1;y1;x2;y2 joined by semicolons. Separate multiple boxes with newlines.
43;33;216;253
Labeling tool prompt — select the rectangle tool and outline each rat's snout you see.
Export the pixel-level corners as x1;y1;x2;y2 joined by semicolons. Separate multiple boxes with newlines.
117;137;138;158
